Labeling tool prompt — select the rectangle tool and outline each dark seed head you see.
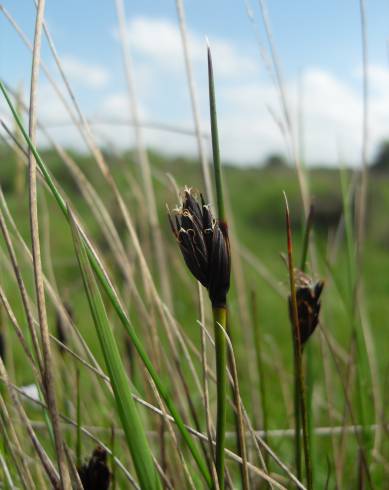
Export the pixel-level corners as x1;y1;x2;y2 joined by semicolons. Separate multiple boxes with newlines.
288;270;324;346
77;446;111;490
169;188;230;307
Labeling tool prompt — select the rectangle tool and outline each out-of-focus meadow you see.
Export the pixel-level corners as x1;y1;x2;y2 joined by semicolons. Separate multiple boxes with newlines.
1;140;389;487
1;1;389;489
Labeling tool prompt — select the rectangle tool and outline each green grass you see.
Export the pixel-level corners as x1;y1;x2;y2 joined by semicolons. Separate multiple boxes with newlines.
0;140;389;487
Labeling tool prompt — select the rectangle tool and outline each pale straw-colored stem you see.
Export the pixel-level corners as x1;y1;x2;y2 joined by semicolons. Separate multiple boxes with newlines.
27;1;70;487
175;0;214;203
114;0;173;310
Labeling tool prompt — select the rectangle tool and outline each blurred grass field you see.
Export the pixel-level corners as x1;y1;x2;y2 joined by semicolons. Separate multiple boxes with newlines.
1;141;388;486
2;0;389;487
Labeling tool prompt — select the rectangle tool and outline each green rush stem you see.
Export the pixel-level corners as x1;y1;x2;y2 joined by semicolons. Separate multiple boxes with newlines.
285;194;312;490
305;343;315;486
298;363;311;490
0;80;212;488
207;44;225;222
208;43;229;489
300;204;315;486
226;315;250;490
293;348;302;484
340;168;371;474
213;306;227;490
251;291;269;472
300;204;314;273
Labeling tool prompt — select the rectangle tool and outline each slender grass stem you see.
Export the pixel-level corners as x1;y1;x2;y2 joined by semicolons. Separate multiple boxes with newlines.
176;0;214;203
223;320;249;490
284;193;312;490
300;204;315;485
208;43;229;489
213;307;227;489
293;352;302;483
207;43;225;222
300;204;314;273
251;291;269;472
305;343;315;486
28;1;70;487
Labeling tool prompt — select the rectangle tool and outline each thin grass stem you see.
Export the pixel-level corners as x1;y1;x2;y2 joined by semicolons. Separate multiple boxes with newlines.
300;204;315;485
284;193;312;490
207;43;230;489
213;307;228;489
251;291;269;473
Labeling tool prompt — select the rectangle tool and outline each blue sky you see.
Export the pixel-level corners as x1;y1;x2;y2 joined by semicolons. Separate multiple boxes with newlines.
1;1;389;165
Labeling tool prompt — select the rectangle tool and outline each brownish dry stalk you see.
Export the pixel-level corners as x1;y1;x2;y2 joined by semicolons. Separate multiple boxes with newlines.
27;1;70;487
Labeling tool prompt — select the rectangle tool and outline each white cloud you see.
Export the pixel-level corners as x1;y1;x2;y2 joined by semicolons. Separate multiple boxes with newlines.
5;16;389;168
112;16;389;166
61;56;110;89
126;16;258;79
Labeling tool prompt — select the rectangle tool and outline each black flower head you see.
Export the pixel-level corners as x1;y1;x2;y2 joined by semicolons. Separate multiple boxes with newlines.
288;270;324;347
77;446;111;490
169;187;230;307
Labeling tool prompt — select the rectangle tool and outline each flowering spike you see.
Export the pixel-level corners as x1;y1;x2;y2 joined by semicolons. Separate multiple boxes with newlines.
77;446;111;490
288;270;324;346
169;188;230;307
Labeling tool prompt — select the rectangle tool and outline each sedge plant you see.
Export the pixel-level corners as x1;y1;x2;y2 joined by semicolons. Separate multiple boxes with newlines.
284;193;324;490
168;44;231;489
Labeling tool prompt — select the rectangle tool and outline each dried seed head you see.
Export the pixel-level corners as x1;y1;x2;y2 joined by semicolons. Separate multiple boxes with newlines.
169;188;230;307
288;270;324;346
77;446;110;490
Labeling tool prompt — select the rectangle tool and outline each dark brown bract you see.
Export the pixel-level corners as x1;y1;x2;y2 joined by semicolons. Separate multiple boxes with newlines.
289;270;324;346
77;446;111;490
169;188;230;307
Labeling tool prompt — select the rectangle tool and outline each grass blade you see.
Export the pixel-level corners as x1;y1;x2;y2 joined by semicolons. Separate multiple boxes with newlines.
68;207;162;490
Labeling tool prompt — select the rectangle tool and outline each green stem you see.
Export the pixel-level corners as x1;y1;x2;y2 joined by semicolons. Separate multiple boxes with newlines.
293;348;302;484
300;204;314;486
284;194;312;490
298;356;312;490
207;44;225;222
226;315;249;490
213;306;227;489
306;343;315;487
300;204;314;273
208;43;229;489
251;291;269;472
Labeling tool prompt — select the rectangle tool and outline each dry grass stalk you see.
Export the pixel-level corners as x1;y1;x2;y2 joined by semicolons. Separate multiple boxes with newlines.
175;0;214;203
27;2;70;486
0;359;60;488
114;0;174;311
